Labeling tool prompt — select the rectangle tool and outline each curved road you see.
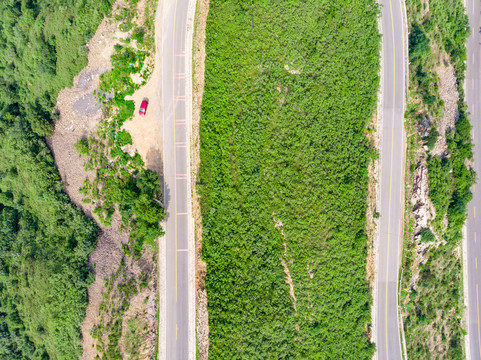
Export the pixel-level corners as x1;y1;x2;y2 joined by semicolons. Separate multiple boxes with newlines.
466;0;481;358
376;0;406;359
161;0;195;358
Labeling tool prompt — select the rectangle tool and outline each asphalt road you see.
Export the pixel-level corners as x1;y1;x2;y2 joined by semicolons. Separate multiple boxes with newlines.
161;0;193;358
376;1;405;359
465;0;481;358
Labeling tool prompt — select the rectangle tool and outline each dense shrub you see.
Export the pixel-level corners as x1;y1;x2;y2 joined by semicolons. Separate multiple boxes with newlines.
199;0;380;358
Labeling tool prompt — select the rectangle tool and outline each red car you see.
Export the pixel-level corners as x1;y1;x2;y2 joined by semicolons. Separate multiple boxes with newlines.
139;100;148;115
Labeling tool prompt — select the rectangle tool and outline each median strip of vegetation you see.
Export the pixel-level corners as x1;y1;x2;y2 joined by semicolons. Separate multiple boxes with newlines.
401;0;473;358
199;1;380;358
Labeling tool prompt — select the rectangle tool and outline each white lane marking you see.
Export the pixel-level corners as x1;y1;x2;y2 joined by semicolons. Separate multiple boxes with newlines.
172;0;179;302
385;0;397;358
477;285;481;358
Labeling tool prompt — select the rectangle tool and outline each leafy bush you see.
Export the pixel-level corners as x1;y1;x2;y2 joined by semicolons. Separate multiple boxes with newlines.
419;228;435;243
409;24;431;62
423;127;439;150
75;139;90;156
115;129;133;147
427;155;453;222
132;27;145;45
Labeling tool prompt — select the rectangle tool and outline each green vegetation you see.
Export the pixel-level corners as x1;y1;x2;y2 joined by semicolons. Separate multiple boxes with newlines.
401;0;474;358
0;0;115;358
0;123;99;359
199;0;380;358
423;127;439;151
419;228;435;243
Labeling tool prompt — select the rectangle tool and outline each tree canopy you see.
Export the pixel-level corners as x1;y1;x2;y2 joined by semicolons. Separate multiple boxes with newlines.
0;0;114;358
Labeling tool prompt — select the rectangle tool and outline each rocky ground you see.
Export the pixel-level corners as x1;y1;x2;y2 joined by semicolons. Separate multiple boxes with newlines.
408;47;459;288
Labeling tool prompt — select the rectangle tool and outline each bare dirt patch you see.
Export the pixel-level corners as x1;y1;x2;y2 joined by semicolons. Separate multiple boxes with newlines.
192;0;210;358
123;54;162;174
408;159;438;289
283;64;301;75
411;161;436;236
431;51;459;157
420;0;430;18
118;249;159;359
48;0;162;358
280;244;297;312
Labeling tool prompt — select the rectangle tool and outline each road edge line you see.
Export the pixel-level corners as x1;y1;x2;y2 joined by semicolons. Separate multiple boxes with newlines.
463;223;471;360
157;0;166;359
371;2;384;359
463;2;472;357
184;0;197;358
398;0;409;359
